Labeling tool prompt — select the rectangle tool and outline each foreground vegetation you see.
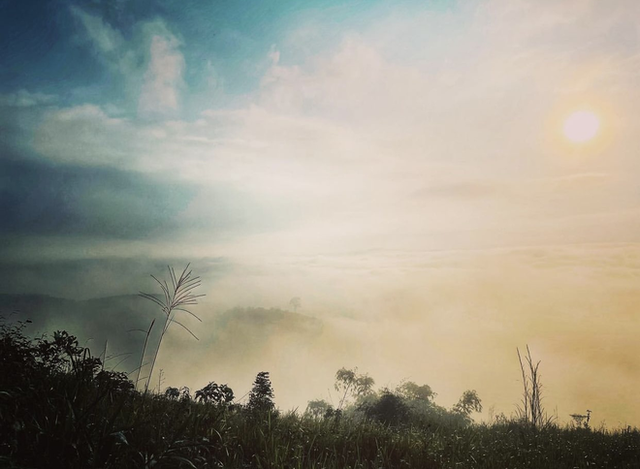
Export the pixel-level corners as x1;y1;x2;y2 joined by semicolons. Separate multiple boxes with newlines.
2;321;640;468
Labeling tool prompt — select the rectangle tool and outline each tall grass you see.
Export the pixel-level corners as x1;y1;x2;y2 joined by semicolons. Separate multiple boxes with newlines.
137;264;204;393
2;321;640;469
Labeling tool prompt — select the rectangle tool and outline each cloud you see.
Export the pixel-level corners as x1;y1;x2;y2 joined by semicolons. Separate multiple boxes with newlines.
416;180;509;199
69;7;185;118
0;157;196;240
70;5;124;55
5;0;640;429
138;27;185;117
35;3;640;256
543;173;611;192
0;90;57;108
33;105;136;167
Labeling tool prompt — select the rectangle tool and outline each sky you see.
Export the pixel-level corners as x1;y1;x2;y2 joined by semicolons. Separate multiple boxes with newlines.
1;0;640;426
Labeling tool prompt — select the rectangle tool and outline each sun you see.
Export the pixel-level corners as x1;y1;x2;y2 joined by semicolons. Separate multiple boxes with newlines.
563;111;600;143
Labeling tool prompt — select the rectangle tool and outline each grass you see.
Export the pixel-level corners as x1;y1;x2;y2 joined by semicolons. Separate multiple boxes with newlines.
2;320;640;468
137;264;204;393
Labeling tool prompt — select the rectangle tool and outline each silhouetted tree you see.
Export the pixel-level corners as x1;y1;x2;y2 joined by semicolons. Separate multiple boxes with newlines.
179;386;192;401
95;369;134;394
305;399;332;419
247;371;275;413
363;391;410;426
289;297;301;312
453;390;482;417
335;367;375;409
396;381;436;402
195;382;234;405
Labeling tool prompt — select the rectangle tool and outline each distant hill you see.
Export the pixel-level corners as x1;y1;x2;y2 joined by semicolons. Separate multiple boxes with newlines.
217;306;323;336
0;293;158;370
0;294;323;373
0;293;157;333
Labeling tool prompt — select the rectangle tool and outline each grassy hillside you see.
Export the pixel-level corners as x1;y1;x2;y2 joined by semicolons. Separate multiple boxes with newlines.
1;319;639;469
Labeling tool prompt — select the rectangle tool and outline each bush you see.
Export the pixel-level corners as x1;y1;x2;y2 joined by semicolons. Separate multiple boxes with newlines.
0;320;137;468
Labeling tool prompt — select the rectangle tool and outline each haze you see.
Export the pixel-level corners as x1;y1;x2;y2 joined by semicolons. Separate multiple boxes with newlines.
1;0;640;427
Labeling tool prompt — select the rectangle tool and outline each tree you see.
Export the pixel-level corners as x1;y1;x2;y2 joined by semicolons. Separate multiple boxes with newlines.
363;391;410;426
95;369;134;394
247;371;275;413
334;367;375;409
289;297;301;313
453;390;482;417
179;386;192;401
195;382;234;405
166;385;191;400
396;381;436;402
305;399;332;419
138;264;204;393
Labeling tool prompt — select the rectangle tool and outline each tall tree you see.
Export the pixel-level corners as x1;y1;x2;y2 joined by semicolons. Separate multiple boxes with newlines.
248;371;275;413
334;367;375;409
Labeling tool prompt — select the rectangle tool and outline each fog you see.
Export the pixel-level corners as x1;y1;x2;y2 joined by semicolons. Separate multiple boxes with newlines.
3;242;639;427
2;0;640;429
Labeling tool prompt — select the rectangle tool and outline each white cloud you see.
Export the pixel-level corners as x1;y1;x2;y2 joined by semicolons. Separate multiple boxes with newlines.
0;89;57;107
138;31;185;117
33;105;135;167
70;6;124;57
31;0;640;254
70;8;185;118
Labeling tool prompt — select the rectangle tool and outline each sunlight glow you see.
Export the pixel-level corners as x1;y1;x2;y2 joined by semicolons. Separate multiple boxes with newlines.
563;111;600;143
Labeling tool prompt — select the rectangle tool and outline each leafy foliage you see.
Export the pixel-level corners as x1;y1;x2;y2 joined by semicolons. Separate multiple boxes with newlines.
164;386;181;399
195;381;234;405
0;321;136;468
